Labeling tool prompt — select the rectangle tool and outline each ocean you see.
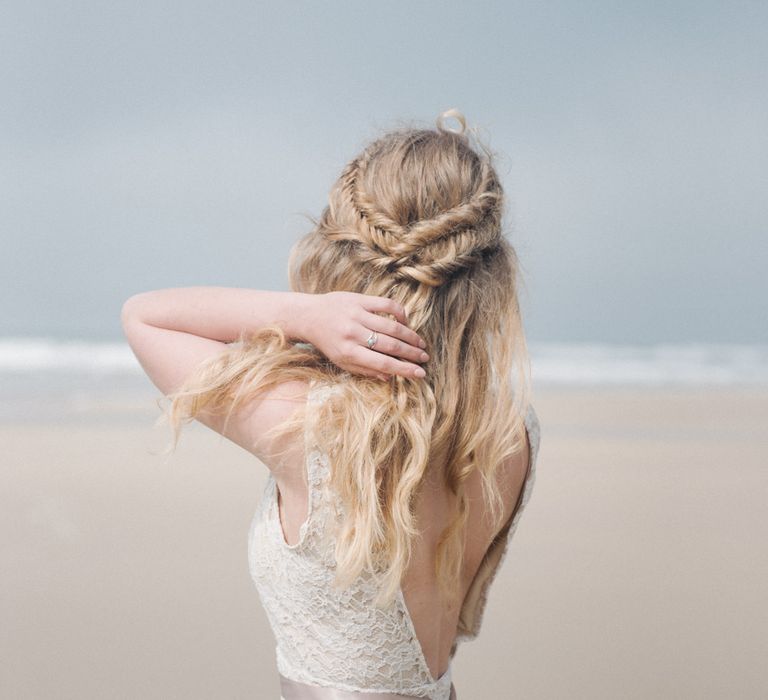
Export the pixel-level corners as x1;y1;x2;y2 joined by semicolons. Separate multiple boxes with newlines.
1;336;766;419
2;337;767;385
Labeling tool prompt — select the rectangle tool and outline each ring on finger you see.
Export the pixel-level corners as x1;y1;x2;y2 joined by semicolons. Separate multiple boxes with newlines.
365;330;378;350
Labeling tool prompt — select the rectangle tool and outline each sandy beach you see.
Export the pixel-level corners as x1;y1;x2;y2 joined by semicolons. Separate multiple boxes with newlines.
2;385;767;699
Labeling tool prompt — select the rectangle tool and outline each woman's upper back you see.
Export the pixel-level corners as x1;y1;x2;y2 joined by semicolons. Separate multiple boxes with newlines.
247;379;541;699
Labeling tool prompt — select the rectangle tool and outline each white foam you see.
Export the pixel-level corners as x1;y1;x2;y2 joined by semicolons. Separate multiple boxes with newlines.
1;337;767;386
0;337;142;373
529;342;768;386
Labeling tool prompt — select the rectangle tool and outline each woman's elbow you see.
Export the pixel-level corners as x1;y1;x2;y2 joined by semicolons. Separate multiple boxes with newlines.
120;293;148;333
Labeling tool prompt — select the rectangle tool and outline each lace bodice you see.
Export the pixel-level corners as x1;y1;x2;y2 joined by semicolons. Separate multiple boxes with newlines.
247;380;541;699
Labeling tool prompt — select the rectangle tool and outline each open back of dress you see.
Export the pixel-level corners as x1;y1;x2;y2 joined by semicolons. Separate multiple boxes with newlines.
247;379;542;700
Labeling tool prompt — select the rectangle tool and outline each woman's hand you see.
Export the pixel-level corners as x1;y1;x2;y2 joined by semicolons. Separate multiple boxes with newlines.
121;286;427;403
303;291;429;381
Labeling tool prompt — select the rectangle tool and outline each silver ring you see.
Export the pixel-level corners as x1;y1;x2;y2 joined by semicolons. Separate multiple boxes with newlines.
366;331;378;349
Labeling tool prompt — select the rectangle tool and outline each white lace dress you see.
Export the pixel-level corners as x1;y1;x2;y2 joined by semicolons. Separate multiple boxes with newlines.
247;381;541;699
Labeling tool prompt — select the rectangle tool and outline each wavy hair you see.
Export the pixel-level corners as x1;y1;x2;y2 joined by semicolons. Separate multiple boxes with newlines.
161;108;531;607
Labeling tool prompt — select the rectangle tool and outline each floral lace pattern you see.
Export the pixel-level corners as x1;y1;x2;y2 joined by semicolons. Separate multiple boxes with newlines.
247;381;541;699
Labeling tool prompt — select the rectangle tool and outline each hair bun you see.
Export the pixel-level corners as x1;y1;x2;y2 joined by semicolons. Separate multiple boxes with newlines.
436;108;467;136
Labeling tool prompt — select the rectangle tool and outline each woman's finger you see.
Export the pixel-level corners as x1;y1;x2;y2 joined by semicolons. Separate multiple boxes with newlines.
359;295;409;326
362;326;430;365
362;313;427;355
350;346;427;380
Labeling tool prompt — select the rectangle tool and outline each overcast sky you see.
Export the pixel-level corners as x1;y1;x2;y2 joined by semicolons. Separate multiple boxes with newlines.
2;1;766;343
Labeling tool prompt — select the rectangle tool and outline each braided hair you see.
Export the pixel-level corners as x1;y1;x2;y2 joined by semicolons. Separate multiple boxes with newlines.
313;112;506;291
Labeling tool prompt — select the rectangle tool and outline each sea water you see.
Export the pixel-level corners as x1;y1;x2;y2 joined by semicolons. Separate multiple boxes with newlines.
1;337;766;423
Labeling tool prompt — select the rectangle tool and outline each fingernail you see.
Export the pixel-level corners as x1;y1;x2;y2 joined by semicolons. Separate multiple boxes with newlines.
419;340;427;349
414;367;426;378
420;352;429;361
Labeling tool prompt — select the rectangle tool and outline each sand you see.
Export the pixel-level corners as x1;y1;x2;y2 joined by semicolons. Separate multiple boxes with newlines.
1;386;767;699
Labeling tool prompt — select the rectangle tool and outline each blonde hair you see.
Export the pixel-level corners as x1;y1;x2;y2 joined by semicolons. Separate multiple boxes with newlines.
162;108;531;607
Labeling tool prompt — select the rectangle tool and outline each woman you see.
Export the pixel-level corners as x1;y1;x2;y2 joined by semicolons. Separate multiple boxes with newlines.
121;109;541;699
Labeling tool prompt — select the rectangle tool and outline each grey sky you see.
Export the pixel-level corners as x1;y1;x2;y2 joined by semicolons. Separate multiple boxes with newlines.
2;1;766;343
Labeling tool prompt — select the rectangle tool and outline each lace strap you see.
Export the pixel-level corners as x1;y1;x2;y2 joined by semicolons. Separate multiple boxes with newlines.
516;403;540;521
304;378;333;455
292;379;338;555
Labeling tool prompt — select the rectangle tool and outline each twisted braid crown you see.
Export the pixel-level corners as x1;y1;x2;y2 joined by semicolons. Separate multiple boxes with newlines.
324;110;505;287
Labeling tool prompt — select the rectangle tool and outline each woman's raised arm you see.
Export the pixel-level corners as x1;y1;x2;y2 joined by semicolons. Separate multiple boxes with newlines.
121;287;429;397
120;287;429;461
